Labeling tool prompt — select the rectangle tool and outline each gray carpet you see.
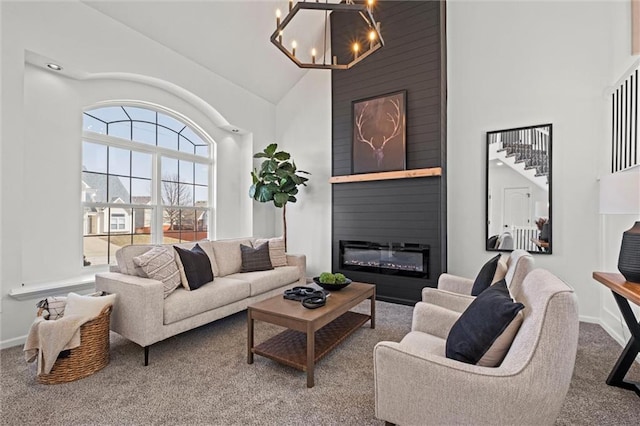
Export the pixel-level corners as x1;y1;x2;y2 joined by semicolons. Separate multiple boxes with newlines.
1;300;639;425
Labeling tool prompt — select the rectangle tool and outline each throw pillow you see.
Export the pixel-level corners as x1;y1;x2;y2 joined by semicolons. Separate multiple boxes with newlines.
65;292;117;320
133;246;182;298
36;296;67;320
471;254;505;296
240;242;274;272
445;279;525;367
173;244;214;291
254;236;287;267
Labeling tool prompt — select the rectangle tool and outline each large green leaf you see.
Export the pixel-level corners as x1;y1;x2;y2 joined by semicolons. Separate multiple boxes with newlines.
264;143;277;157
253;152;269;159
273;151;290;161
255;184;274;202
273;192;289;205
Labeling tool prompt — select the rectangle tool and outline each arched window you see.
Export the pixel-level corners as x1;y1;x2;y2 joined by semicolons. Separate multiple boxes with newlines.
82;104;213;266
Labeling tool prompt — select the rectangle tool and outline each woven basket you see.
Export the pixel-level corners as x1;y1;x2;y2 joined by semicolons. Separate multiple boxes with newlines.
37;305;112;385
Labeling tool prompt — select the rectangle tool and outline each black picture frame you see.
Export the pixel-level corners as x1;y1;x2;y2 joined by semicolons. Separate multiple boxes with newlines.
351;90;407;174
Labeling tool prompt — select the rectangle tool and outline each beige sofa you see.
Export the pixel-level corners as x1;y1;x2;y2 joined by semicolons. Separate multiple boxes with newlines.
95;237;306;365
374;268;579;425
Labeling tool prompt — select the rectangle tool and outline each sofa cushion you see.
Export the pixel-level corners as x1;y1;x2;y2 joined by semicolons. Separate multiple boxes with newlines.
400;331;446;359
132;246;182;298
240;242;273;272
254;236;287;267
227;265;301;296
163;277;251;324
446;279;525;366
471;254;507;296
211;238;253;277
116;241;217;277
174;244;214;291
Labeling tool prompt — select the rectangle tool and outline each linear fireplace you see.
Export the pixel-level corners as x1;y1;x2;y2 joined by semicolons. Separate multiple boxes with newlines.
339;240;429;278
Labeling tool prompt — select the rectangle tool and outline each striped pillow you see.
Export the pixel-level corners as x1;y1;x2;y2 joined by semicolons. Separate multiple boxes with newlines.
240;242;274;272
133;246;181;298
254;236;287;267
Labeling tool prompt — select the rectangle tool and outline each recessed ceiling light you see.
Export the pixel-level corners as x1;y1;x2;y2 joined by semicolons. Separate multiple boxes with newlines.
46;63;63;71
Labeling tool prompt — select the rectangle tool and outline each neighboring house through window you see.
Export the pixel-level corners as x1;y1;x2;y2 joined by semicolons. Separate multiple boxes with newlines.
82;104;213;266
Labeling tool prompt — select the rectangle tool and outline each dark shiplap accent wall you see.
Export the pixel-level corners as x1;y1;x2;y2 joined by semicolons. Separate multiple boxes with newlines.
331;1;446;304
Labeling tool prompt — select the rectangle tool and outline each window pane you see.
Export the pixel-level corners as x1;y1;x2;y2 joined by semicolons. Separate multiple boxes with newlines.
131;151;152;179
161;180;179;206
178;184;193;206
194;185;208;206
83;236;108;266
180;127;204;146
108;121;131;140
179;160;194;184
131;178;151;204
82;142;107;173
158;113;185;132
161;157;178;181
108;147;130;176
194;163;208;185
123;106;156;123
158;127;178;151
132;122;156;145
82;172;107;203
179;135;195;155
86;106;129;123
163;208;182;243
196;209;208;232
109;208;131;234
83;114;106;134
133;208;153;235
108;176;131;203
195;145;209;158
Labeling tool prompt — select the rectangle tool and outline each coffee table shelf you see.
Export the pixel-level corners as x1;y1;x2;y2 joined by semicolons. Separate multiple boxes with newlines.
253;311;370;371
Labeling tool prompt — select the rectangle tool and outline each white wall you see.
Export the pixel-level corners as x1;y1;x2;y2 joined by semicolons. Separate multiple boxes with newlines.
447;0;634;322
275;70;332;277
0;1;276;346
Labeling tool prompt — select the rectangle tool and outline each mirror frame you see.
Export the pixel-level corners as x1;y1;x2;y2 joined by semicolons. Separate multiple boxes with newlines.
485;123;552;255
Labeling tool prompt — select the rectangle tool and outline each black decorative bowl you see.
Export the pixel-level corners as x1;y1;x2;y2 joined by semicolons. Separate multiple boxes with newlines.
313;277;352;291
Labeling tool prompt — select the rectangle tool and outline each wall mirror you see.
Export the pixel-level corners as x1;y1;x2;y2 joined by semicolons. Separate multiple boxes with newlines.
486;123;552;254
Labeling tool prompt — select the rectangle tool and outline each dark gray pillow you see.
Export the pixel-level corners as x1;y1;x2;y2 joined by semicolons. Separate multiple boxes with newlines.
471;254;501;296
446;279;525;365
240;242;273;272
173;244;213;290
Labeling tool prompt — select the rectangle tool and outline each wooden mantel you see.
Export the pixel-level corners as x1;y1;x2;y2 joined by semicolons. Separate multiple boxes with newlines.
329;167;442;184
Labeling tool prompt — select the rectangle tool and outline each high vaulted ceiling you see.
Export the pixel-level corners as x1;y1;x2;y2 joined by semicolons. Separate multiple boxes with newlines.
83;1;328;105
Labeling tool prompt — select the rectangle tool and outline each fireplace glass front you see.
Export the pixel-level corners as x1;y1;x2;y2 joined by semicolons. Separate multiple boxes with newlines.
339;241;429;278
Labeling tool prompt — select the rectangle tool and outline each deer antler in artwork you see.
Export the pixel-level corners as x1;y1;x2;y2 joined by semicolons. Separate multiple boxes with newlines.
355;98;402;167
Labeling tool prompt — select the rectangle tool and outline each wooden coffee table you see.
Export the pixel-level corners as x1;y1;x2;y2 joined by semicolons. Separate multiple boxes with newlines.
247;282;375;387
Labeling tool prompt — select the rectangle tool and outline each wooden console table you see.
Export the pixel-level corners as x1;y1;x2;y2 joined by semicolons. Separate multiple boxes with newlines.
592;272;640;397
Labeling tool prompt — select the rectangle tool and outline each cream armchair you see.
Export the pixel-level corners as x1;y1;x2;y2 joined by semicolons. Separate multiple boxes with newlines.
422;249;534;314
374;269;579;425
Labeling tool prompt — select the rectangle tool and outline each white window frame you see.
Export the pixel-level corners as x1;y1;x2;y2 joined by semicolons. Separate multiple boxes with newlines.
81;103;215;266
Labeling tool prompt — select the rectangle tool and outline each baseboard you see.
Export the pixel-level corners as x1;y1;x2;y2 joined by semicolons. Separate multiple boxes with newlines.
579;315;601;324
1;335;27;350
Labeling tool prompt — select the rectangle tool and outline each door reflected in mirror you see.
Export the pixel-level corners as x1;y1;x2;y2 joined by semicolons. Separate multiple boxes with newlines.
486;124;552;254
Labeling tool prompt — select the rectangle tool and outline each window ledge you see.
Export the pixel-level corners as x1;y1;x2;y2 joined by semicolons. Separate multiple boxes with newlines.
8;274;100;301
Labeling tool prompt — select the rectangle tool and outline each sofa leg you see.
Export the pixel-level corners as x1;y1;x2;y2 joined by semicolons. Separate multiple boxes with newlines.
144;346;149;366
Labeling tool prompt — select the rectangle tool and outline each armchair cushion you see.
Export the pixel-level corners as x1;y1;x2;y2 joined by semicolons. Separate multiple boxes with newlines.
446;280;524;366
471;254;507;296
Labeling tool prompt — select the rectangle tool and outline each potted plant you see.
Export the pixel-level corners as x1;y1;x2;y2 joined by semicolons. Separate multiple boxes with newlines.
249;143;310;250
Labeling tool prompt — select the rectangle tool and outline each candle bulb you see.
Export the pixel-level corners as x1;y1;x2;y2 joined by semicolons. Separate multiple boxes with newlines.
276;9;281;27
353;42;359;59
367;0;374;11
369;30;376;50
333;55;337;65
292;40;297;57
311;48;316;64
289;0;293;12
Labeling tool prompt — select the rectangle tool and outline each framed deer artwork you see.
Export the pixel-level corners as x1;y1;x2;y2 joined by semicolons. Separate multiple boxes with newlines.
352;90;407;174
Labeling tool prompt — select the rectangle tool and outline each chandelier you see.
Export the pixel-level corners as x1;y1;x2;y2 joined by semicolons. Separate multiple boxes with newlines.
271;0;384;70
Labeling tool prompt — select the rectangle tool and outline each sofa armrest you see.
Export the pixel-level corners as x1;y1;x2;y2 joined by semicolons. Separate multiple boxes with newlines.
411;302;461;339
286;253;306;280
95;272;164;347
373;342;530;425
434;273;474;295
421;288;475;313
